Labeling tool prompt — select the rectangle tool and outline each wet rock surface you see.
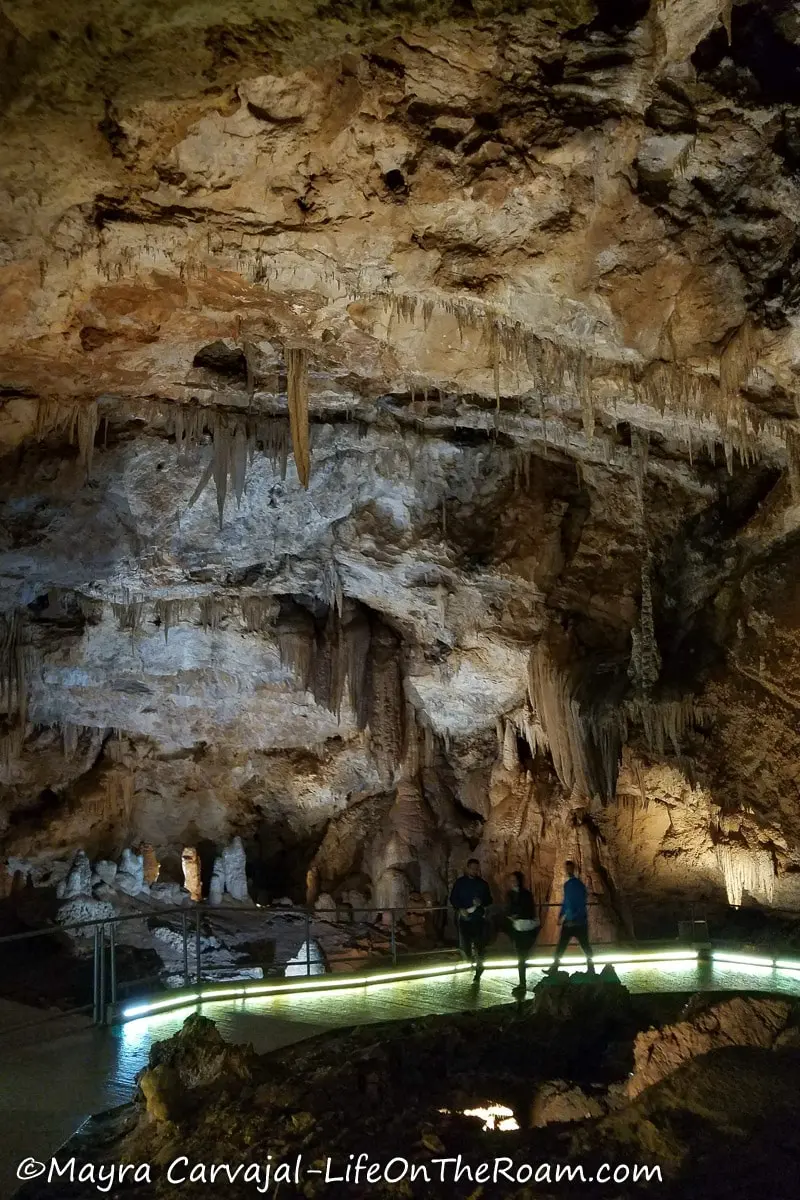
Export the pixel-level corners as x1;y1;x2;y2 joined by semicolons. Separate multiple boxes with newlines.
13;982;800;1199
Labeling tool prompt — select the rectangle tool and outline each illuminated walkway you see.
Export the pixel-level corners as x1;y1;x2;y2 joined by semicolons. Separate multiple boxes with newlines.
4;949;800;1194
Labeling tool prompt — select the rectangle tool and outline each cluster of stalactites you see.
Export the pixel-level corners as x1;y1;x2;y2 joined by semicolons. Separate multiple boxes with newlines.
527;629;607;800
164;405;292;528
376;291;790;475
27;346;311;528
34;399;98;475
527;627;706;803
0;610;29;778
99;591;279;642
715;842;774;907
276;598;405;785
495;710;547;773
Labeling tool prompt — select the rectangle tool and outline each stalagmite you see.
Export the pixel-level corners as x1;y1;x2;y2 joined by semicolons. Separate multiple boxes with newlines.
221;836;249;902
181;847;202;902
286;347;311;488
716;844;774;907
116;848;147;896
55;850;93;899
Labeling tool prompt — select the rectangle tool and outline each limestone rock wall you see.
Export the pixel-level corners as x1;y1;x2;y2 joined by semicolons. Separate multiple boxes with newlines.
4;1;800;926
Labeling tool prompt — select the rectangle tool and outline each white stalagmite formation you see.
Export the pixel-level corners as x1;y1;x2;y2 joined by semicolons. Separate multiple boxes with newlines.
716;844;775;907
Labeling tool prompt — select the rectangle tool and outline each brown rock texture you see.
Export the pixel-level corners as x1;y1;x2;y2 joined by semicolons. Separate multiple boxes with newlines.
627;994;794;1098
4;0;800;928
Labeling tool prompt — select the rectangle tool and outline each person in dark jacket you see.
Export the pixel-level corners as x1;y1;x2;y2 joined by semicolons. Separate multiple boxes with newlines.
506;871;539;995
544;860;594;974
449;858;493;982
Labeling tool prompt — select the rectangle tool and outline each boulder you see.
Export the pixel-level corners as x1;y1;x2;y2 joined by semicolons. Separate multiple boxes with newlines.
139;1063;183;1124
57;897;116;931
143;1013;254;1092
531;1080;607;1127
149;881;189;906
628;995;793;1098
285;939;326;977
314;892;336;912
532;964;631;1024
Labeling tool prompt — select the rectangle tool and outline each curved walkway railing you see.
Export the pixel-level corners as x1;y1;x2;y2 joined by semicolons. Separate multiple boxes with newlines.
3;896;800;1033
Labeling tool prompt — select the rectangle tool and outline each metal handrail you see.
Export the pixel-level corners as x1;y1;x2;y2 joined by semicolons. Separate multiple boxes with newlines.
3;894;799;1031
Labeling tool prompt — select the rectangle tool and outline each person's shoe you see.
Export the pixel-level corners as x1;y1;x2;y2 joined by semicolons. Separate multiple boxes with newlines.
542;964;558;976
473;965;484;983
512;983;526;998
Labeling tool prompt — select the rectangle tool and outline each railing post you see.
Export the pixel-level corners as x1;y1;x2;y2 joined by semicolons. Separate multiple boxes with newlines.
195;908;202;985
109;921;117;1007
98;923;107;1026
390;909;397;967
92;923;101;1024
305;908;311;977
182;912;190;987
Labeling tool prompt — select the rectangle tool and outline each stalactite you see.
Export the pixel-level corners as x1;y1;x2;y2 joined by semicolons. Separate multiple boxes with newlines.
367;619;405;786
502;720;519;771
154;598;193;643
286;347;310;488
628;556;661;693
370;288;783;470
200;596;226;632
0;611;27;725
787;428;800;503
111;593;145;642
34;399;99;474
277;604;316;689
310;606;348;720
241;595;278;633
77;595;104;624
576;353;594;441
527;632;594;798
715;843;773;907
624;696;705;757
0;722;24;779
344;602;372;730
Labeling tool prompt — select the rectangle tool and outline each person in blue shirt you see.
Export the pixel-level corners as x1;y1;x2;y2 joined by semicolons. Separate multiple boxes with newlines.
449;858;493;982
544;860;595;975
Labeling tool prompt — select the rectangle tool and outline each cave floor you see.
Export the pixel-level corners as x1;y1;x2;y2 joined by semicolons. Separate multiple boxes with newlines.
4;955;800;1194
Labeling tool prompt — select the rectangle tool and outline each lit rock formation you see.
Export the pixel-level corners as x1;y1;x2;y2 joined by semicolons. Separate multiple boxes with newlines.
3;1;800;932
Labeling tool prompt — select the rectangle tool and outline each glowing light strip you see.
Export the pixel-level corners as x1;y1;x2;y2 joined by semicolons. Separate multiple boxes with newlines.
774;959;800;972
124;993;200;1018
712;951;776;969
120;950;699;1020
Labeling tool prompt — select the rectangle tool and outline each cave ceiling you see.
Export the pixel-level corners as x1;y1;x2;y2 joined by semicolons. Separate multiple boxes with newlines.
3;0;800;888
